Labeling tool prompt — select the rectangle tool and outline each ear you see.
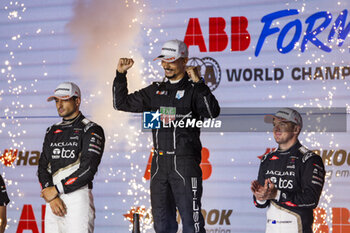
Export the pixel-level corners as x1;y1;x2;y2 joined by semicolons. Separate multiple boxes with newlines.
75;97;81;107
183;57;188;64
294;125;301;135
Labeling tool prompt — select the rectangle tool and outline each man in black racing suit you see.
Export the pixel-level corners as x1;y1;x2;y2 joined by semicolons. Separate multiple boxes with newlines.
251;108;325;233
0;174;9;233
38;82;105;233
112;39;220;233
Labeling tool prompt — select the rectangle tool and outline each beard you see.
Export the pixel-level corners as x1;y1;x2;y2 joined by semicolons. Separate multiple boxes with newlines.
165;74;176;79
164;68;177;80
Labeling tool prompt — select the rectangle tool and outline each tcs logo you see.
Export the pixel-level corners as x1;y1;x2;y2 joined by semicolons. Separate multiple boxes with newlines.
143;147;213;180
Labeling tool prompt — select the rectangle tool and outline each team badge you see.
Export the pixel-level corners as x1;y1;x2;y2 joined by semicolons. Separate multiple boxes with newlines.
175;90;185;99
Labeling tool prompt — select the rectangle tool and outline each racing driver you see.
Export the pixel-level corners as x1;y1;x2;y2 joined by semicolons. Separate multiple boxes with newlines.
0;174;9;233
38;82;105;233
251;108;325;233
113;39;220;232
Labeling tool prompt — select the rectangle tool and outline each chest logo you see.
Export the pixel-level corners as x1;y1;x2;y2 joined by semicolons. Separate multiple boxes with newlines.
54;129;62;134
270;155;279;160
175;90;185;100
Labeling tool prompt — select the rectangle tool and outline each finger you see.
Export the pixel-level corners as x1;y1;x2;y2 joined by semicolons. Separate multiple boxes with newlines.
268;179;275;189
264;179;269;188
62;202;67;215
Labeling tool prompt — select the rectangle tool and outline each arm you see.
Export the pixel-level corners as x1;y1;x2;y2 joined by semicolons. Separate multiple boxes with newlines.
0;206;6;233
112;71;152;112
37;129;54;190
0;176;9;233
276;155;325;208
251;156;271;208
112;58;152;112
55;125;105;194
191;79;220;118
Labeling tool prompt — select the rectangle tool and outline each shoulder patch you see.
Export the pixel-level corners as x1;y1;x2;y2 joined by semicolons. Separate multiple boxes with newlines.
299;146;308;154
302;151;316;163
82;118;91;125
84;122;96;133
298;146;315;163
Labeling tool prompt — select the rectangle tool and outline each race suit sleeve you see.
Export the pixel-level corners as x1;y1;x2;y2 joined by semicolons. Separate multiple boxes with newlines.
253;156;270;208
192;82;220;118
0;175;10;206
55;125;105;194
112;71;153;112
276;155;325;208
37;128;54;189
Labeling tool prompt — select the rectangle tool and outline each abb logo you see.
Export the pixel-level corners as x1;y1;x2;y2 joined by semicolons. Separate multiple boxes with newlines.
143;147;212;180
184;17;250;53
313;207;350;233
16;205;45;233
183;9;350;56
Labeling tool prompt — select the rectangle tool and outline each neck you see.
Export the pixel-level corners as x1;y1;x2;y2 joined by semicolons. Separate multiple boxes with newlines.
63;111;80;121
278;138;298;151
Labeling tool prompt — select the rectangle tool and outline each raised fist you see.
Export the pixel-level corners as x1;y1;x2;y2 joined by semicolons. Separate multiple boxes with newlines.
117;58;134;73
186;66;201;83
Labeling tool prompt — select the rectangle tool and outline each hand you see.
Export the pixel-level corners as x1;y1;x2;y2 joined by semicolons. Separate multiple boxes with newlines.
186;66;201;83
49;197;67;217
41;186;58;203
251;179;277;201
251;180;262;193
117;58;134;73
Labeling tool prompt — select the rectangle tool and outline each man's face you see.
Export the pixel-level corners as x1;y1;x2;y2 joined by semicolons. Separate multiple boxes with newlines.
161;58;187;79
55;97;79;119
273;118;298;145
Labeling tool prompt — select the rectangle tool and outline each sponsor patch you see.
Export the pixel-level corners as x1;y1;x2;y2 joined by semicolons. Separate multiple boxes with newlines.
54;129;62;134
65;177;78;185
89;144;101;150
270;155;279;160
312;180;323;187
88;148;101;155
91;132;102;140
283;201;297;207
175;90;185;99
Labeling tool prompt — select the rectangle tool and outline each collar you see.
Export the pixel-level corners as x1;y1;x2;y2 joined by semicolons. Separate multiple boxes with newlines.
165;72;190;89
277;140;302;155
61;112;83;125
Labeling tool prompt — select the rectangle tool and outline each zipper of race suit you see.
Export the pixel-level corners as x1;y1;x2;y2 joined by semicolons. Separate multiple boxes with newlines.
203;96;213;118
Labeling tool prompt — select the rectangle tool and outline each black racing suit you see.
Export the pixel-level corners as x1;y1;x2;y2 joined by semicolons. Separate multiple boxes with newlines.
253;141;325;233
37;112;105;195
0;175;10;206
113;71;220;233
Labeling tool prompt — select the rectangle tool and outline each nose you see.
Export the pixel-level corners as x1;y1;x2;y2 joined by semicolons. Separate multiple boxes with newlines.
273;124;280;132
56;99;63;107
162;61;169;69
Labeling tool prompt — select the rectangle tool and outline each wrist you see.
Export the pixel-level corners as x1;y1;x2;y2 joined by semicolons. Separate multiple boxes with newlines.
47;195;58;203
117;68;126;73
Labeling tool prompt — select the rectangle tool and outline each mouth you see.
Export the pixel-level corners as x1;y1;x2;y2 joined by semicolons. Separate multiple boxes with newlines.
164;68;174;74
